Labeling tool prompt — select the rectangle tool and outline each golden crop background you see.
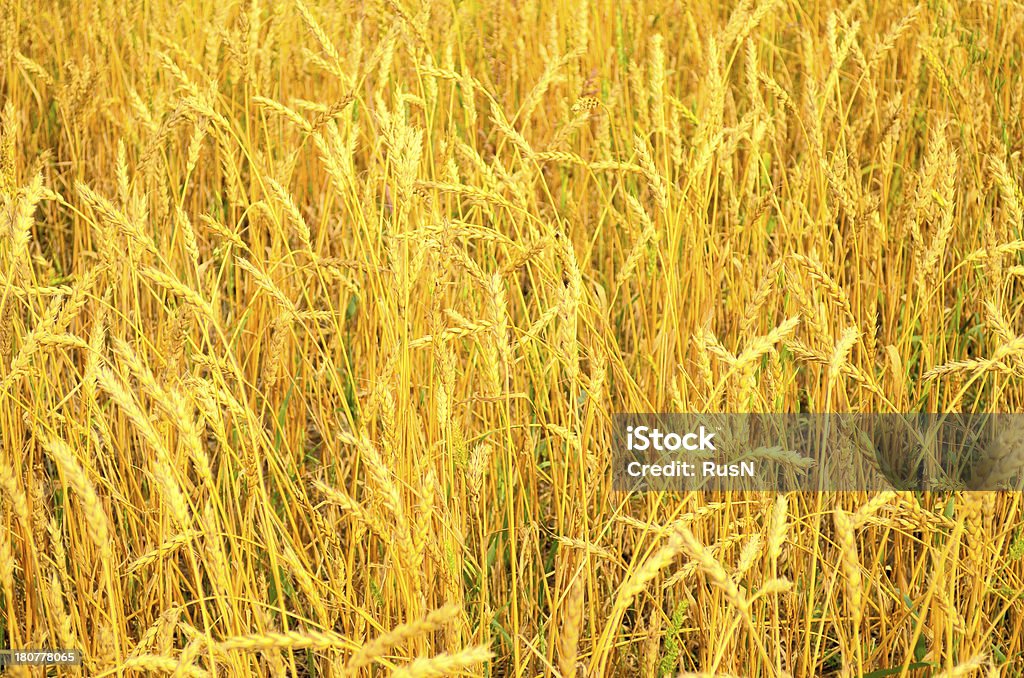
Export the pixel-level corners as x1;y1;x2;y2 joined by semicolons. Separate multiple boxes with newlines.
2;0;1024;675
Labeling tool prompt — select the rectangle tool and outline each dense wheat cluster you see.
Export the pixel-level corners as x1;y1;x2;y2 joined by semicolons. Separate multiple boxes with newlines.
2;0;1024;675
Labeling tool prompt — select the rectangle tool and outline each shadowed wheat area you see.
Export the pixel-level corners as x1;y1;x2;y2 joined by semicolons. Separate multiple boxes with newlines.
1;0;1024;675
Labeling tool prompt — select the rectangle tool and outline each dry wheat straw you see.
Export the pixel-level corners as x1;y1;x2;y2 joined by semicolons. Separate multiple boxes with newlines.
833;508;863;669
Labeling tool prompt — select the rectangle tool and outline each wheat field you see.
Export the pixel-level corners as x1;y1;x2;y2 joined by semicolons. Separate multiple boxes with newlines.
1;0;1024;675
